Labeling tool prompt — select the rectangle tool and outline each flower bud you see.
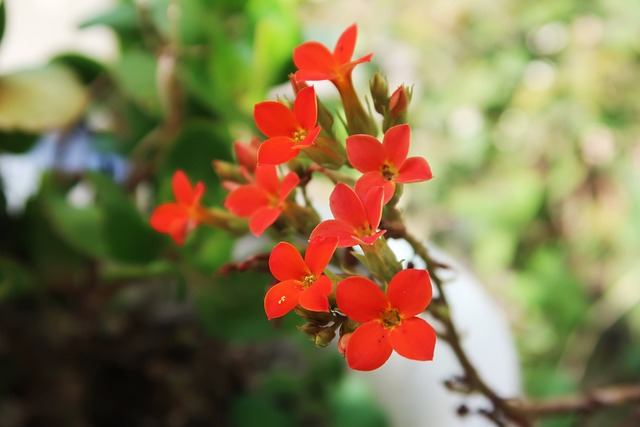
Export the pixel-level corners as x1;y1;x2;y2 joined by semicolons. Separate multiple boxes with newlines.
370;72;390;115
212;160;244;184
389;85;410;119
314;327;337;348
302;136;346;170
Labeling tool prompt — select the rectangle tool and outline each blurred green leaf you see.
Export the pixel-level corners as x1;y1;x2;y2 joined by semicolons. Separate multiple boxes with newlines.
0;257;33;300
0;65;88;133
87;172;163;264
0;1;5;47
111;49;160;115
52;53;105;85
0;131;38;154
80;2;138;33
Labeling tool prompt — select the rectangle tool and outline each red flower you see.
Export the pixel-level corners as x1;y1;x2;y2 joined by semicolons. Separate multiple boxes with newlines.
264;236;339;320
224;165;299;236
310;183;386;248
336;269;436;371
293;24;373;86
150;170;205;245
254;86;321;165
347;124;433;204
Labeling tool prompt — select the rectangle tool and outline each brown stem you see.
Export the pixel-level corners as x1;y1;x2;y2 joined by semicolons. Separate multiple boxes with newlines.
511;384;640;418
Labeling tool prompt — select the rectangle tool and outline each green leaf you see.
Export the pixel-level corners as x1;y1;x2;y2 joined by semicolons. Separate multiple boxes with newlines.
0;257;33;300
0;2;6;47
111;49;160;115
51;53;105;85
0;131;38;154
0;65;88;133
80;2;138;33
87;172;163;264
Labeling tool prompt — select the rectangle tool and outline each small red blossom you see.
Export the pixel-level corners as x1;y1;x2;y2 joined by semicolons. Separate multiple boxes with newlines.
310;183;386;248
234;137;261;173
264;237;339;320
347;124;433;204
336;269;436;371
224;165;299;236
293;24;373;86
254;86;321;165
150;170;206;245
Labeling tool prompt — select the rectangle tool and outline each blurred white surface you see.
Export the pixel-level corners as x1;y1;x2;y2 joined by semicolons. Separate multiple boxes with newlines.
0;0;117;72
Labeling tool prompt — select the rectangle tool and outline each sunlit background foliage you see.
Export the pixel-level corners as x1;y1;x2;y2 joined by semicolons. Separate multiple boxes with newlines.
0;0;639;426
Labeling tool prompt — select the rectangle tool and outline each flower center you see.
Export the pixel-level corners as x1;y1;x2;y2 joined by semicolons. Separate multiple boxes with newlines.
292;129;309;143
380;164;398;181
302;274;317;287
381;308;401;328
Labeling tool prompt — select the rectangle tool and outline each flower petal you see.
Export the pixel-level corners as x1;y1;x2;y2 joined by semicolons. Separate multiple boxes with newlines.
305;236;339;276
264;280;304;320
150;204;186;233
249;206;281;236
334;24;357;64
293;86;318;131
292;126;321;149
354;172;394;205
386;269;432;317
257;137;299;165
172;170;193;204
383;124;411;167
293;41;335;76
396;156;433;183
346;134;385;173
363;186;385;230
352;229;386;246
294;69;336;82
345;321;392;371
298;275;332;312
224;186;268;217
254;165;279;195
389;317;436;361
329;183;367;228
278;171;300;203
310;219;358;248
269;241;309;281
254;101;298;138
336;276;387;322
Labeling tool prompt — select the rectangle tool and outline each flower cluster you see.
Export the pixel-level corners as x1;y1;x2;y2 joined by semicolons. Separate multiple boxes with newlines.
150;24;436;371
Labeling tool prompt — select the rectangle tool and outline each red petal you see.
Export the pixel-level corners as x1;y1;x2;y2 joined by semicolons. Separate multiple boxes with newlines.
346;134;385;173
389;317;436;361
293;41;335;75
305;236;338;276
363;186;384;230
233;141;258;172
396;157;433;183
264;280;304;320
295;69;336;82
310;219;358;248
336;276;387;322
298;275;332;312
254;101;298;138
172;170;193;204
150;203;186;233
334;24;357;63
249;206;281;236
293;86;318;131
386;269;432;317
345;321;392;371
257;137;299;165
254;165;279;195
278;171;300;203
354;172;394;205
329;183;367;228
269;241;309;281
224;186;268;217
383;124;411;167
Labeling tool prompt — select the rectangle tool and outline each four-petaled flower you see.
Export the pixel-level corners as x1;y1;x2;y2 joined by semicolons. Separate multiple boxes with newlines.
347;124;433;205
264;236;339;320
293;24;373;87
224;165;299;236
336;269;436;371
254;86;321;165
310;183;386;248
150;170;206;245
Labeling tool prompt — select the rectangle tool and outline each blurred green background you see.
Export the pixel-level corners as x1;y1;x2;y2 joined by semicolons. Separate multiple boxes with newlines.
1;0;639;426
